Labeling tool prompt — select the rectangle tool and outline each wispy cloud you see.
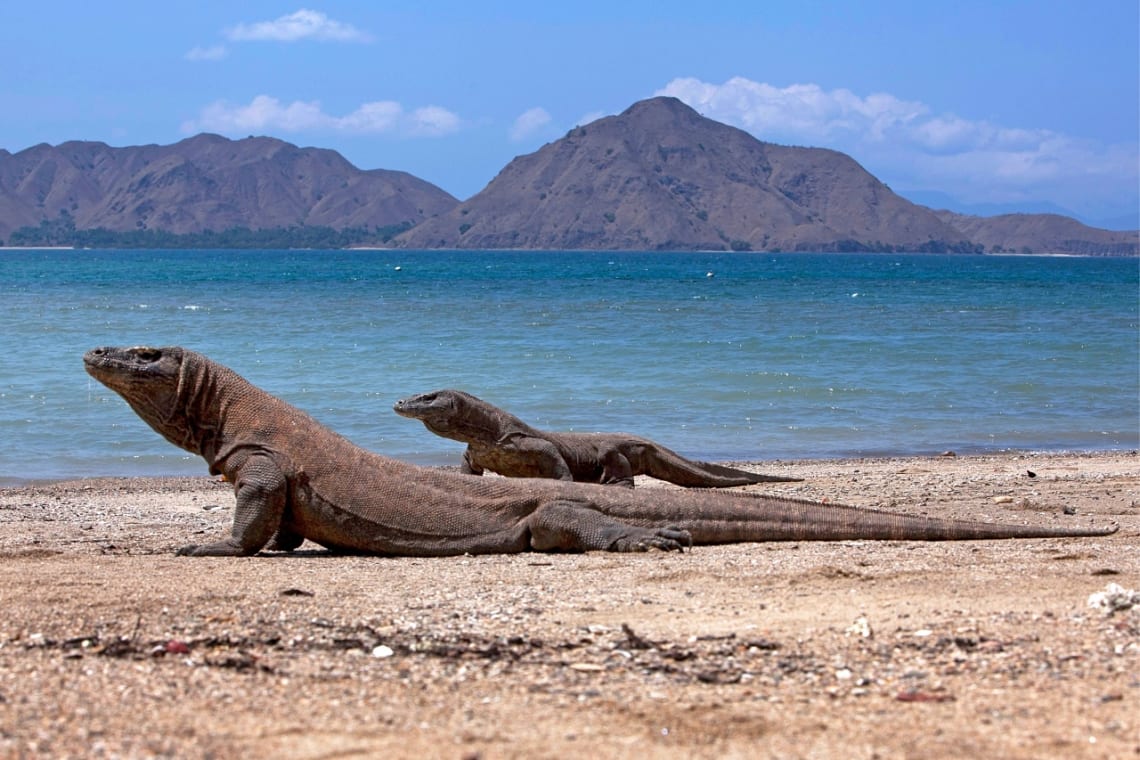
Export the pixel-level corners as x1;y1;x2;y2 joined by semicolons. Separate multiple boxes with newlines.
657;76;1138;215
509;107;552;141
657;76;1042;153
184;45;227;62
182;95;460;137
224;9;372;43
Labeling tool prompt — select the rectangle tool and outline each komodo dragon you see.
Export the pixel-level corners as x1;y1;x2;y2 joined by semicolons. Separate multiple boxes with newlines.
83;345;1117;557
394;388;800;488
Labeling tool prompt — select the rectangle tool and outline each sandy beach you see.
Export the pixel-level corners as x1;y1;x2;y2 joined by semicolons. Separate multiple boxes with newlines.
0;451;1136;758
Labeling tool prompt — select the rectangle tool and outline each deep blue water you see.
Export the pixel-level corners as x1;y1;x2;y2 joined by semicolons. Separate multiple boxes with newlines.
1;249;1136;483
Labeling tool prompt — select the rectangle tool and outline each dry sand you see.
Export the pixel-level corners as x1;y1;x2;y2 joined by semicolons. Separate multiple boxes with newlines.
0;451;1137;759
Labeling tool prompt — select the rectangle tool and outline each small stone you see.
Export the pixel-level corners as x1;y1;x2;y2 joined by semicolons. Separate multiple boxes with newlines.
845;616;873;638
568;663;604;672
371;645;395;658
993;496;1014;504
897;689;955;703
1087;583;1140;615
165;640;190;655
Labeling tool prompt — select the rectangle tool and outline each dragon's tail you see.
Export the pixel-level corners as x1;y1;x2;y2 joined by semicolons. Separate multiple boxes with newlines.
619;491;1118;542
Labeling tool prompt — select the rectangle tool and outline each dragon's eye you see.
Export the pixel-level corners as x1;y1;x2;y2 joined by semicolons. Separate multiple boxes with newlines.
136;348;162;361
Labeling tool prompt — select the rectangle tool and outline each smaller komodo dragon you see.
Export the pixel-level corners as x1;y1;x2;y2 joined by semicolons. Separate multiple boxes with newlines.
84;346;1117;557
394;388;800;488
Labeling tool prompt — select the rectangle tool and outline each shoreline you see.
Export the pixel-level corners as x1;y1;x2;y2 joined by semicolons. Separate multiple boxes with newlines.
5;446;1136;488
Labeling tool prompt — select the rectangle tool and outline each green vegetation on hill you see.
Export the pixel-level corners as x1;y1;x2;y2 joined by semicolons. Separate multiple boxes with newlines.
802;239;984;254
5;216;410;249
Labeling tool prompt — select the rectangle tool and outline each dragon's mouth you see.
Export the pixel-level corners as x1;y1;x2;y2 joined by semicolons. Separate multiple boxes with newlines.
83;345;186;396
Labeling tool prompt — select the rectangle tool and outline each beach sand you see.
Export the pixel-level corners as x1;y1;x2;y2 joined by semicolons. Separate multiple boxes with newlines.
1;451;1137;758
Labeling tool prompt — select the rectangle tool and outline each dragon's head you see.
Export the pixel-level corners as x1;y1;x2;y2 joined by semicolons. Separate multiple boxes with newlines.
84;345;199;452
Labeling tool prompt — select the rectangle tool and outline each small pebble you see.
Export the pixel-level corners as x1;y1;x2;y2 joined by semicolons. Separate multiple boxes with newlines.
569;663;604;672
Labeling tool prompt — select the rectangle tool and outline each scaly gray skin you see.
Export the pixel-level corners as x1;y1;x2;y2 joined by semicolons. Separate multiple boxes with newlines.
84;346;1117;557
394;389;801;488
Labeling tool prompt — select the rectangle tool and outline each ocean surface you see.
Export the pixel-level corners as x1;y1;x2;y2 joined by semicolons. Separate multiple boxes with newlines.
1;249;1136;484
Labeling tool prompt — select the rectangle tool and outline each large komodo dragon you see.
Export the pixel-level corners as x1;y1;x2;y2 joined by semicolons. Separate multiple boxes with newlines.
83;345;1117;557
394;388;800;488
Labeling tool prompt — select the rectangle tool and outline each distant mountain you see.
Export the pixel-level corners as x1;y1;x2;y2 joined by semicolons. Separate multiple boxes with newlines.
2;102;1135;255
902;189;1140;233
396;97;976;252
932;211;1139;256
902;190;1079;223
0;134;458;240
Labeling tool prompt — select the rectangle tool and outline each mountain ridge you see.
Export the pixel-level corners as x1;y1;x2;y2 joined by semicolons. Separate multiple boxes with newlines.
0;134;459;240
394;97;1135;255
397;98;975;252
2;98;1135;255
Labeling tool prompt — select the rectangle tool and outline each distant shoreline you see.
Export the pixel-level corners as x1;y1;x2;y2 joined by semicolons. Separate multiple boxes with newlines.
0;245;1135;257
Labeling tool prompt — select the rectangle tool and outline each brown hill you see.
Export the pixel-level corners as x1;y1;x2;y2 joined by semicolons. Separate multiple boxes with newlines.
396;97;975;252
0;134;458;239
933;210;1138;256
3;102;1134;254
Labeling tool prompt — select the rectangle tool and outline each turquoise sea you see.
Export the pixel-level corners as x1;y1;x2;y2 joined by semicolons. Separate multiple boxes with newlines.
0;249;1136;484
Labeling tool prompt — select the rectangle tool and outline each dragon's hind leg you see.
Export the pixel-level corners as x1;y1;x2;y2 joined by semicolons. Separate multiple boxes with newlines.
527;499;691;552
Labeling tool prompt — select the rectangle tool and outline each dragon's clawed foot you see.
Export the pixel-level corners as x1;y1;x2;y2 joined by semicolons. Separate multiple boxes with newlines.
175;540;256;557
614;526;692;552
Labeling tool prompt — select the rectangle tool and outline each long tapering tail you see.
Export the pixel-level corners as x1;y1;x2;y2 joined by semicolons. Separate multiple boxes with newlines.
644;451;802;487
622;491;1118;543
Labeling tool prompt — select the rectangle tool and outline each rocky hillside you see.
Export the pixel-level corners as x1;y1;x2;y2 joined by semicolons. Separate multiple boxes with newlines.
396;97;976;252
0;134;458;239
933;210;1138;256
2;101;1135;254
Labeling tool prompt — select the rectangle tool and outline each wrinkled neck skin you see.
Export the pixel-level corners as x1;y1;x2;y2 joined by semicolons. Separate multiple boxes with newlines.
122;352;224;465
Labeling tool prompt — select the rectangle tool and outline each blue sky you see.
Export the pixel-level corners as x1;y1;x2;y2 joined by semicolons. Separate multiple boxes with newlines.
2;2;1137;227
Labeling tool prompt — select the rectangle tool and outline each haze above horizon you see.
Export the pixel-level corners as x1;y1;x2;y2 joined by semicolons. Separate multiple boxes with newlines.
2;2;1136;228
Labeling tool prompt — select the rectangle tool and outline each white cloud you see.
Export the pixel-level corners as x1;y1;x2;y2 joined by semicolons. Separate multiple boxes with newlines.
408;106;462;137
182;95;461;137
657;76;1138;216
185;45;227;62
224;9;371;43
659;76;930;146
189;96;326;132
509;107;552;141
337;101;402;133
